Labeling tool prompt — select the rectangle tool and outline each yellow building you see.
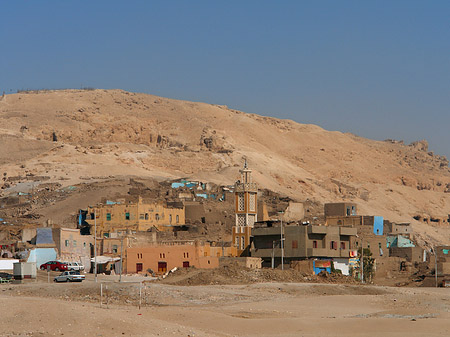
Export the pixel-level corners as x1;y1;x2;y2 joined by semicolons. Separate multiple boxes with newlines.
232;160;258;256
86;197;185;237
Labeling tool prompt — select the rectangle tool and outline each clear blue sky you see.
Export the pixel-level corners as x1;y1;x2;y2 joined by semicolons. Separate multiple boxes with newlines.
1;1;449;159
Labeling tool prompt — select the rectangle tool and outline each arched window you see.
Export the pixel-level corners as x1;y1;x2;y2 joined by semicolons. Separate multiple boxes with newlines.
145;213;149;220
176;215;179;223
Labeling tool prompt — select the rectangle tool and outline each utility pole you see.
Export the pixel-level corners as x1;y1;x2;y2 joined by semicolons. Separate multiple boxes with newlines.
271;241;275;269
279;211;284;271
361;237;364;283
94;209;97;283
433;246;438;288
119;235;124;282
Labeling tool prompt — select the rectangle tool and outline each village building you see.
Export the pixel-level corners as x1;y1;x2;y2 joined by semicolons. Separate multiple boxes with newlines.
52;227;93;269
126;240;236;274
324;202;357;217
250;222;357;273
84;196;185;237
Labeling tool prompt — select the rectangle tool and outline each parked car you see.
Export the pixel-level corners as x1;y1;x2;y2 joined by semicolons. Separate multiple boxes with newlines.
40;261;68;272
66;262;85;272
0;272;13;283
54;270;86;282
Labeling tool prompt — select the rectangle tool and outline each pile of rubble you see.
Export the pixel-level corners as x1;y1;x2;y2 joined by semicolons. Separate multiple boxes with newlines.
159;264;358;286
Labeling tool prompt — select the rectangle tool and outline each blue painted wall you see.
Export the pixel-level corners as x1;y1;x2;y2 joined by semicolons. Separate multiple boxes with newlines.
27;248;57;269
373;216;384;235
387;235;415;248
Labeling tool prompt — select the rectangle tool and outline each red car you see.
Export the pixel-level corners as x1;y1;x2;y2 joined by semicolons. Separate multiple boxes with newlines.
40;261;68;271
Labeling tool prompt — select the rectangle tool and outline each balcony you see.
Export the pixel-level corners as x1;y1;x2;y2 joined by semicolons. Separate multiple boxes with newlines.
235;183;258;193
307;248;351;258
339;227;357;236
307;226;328;235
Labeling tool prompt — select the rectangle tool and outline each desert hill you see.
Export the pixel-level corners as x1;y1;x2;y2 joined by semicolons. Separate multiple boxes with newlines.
0;89;449;245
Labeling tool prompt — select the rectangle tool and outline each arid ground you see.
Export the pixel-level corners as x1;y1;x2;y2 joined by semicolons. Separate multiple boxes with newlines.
1;273;449;337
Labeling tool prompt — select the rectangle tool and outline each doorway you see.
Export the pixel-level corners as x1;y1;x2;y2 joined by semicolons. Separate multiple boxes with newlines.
158;261;167;273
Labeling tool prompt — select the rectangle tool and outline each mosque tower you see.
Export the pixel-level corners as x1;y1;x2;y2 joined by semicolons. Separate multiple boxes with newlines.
232;160;258;256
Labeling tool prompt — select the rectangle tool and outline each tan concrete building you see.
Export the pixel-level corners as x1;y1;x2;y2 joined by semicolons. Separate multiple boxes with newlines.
85;196;185;236
324;203;357;217
126;241;221;274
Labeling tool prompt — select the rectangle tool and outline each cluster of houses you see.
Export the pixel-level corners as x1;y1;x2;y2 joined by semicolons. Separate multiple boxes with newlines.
1;162;449;285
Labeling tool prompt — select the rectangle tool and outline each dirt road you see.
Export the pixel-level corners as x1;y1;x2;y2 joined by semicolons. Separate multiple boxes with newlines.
1;280;449;337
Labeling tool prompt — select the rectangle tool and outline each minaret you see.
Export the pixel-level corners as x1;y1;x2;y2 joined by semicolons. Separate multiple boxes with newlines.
232;160;258;256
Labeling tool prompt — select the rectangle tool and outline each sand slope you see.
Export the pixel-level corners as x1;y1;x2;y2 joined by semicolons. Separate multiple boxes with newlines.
0;89;449;244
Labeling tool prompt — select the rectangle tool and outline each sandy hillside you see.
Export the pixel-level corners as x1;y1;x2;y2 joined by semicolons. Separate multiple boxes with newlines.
0;89;449;244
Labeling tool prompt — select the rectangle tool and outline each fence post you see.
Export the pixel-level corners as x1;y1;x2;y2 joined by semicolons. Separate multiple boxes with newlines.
139;282;142;310
100;283;103;308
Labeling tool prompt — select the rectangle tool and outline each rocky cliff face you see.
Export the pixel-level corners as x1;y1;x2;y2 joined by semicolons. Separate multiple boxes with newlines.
1;89;449;244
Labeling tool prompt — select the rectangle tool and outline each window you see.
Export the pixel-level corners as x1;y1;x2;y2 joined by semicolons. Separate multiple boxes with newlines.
155;213;160;221
186;252;189;258
292;240;298;249
241;237;245;249
136;263;143;273
340;242;346;250
139;214;145;220
83;242;86;248
176;215;179;223
106;213;111;221
249;193;256;211
65;240;69;247
73;240;77;247
125;212;130;220
378;243;382;249
330;241;337;250
145;213;149;220
90;213;95;220
112;245;118;253
169;215;172;223
238;193;245;211
313;240;318;249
